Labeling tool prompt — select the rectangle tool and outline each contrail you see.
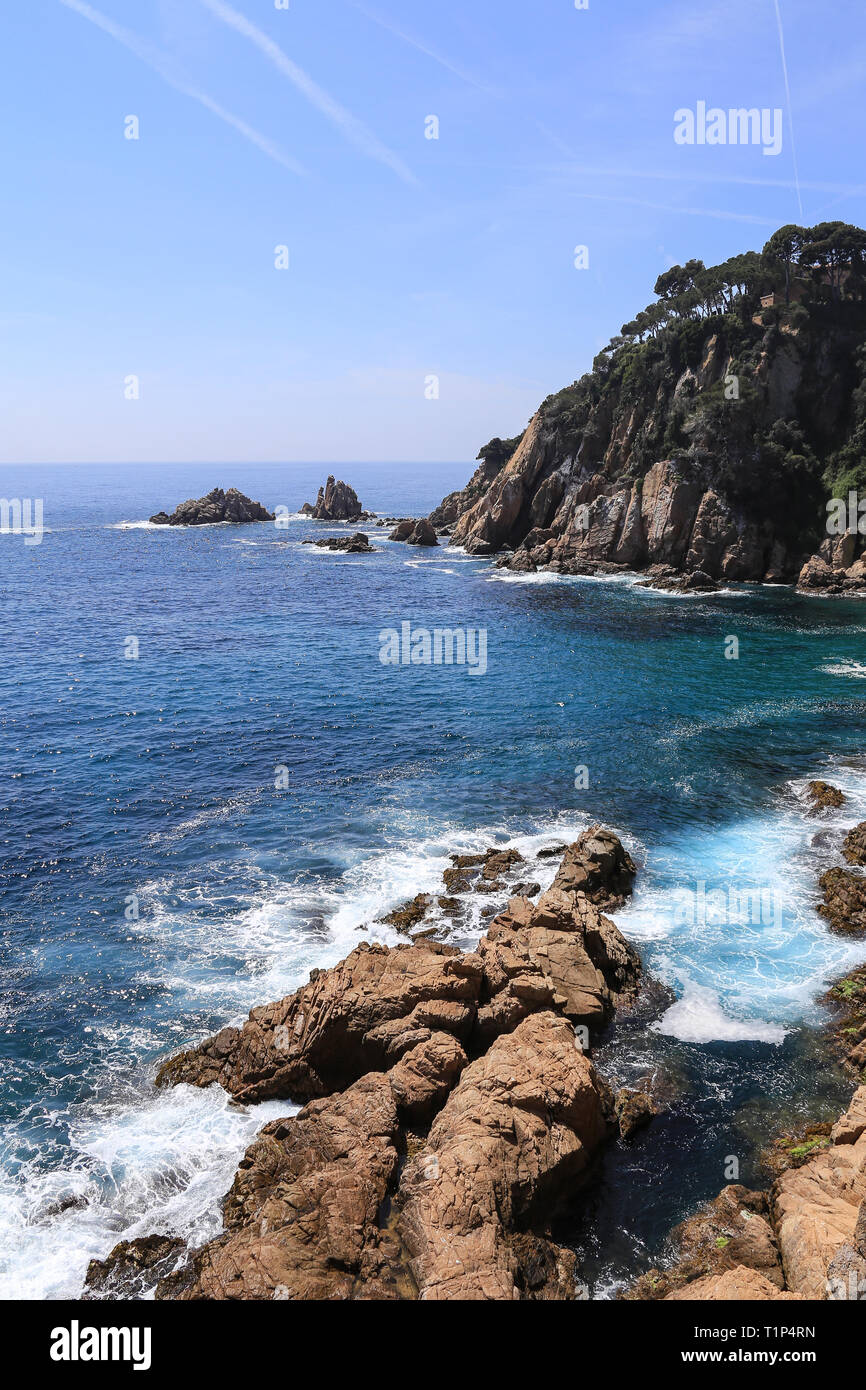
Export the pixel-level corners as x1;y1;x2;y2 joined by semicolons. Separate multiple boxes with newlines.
350;1;498;96
57;0;306;175
772;0;804;219
568;190;776;227
197;0;418;186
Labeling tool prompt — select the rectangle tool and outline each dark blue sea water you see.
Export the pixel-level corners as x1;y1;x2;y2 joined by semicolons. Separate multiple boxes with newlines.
2;461;866;1298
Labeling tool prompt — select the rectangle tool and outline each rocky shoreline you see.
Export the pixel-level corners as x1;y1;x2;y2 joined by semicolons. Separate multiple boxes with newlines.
83;798;866;1302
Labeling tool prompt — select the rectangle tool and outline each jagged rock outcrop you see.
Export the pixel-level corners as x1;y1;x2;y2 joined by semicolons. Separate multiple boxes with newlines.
405;519;438;547
149;487;274;526
428;437;520;530
161;1073;409;1301
302;476;364;521
843;821;866;864
474;889;641;1042
155;830;644;1108
626;1089;866;1303
817;866;866;935
155;1013;612;1302
394;1012;612;1300
625;1186;785;1300
797;533;866;593
155;939;483;1104
551;826;637;907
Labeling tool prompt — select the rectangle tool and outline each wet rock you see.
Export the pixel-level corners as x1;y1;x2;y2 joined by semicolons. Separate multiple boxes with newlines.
388;520;415;541
159;1074;407;1301
302;532;374;553
625;1186;784;1300
824;964;866;1074
149;487;274;526
615;1088;656;1140
377;894;434;933
807;779;845;812
84;1235;186;1300
551;826;637;908
405;519;438;547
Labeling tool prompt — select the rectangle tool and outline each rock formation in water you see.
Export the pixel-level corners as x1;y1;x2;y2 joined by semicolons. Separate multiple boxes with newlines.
301;476;365;521
85;829;653;1301
431;223;866;592
149;487;275;526
302;532;375;553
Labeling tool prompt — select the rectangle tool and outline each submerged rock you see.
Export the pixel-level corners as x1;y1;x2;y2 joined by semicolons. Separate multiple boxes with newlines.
149;487;274;526
302;532;374;553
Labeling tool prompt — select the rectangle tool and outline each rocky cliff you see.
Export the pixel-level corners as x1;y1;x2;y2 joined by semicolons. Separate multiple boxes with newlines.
435;224;866;591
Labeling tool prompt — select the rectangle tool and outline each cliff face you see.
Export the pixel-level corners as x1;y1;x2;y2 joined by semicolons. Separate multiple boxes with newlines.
437;237;866;589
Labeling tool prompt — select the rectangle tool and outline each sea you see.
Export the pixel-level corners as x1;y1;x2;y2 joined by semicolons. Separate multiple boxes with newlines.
1;460;866;1298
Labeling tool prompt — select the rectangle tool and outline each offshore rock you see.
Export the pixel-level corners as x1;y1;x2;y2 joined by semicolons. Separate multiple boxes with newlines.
149;487;274;526
303;476;364;521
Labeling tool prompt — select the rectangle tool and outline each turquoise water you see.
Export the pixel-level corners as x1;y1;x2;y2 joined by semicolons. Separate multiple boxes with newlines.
1;461;866;1297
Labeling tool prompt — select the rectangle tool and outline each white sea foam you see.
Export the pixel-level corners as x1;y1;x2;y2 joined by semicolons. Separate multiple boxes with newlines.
821;660;866;678
0;1087;293;1300
652;981;787;1044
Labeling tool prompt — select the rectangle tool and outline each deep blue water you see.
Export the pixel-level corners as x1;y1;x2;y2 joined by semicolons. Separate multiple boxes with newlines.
1;461;866;1297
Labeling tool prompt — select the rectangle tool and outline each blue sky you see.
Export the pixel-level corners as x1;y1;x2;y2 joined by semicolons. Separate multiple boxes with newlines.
3;0;866;464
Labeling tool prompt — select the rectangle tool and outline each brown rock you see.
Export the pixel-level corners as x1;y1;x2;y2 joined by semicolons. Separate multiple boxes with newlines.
817;866;866;936
626;1186;784;1300
807;780;845;812
843;821;866;865
160;1073;407;1301
84;1235;186;1300
405;518;438;547
473;889;641;1042
395;1012;611;1299
303;476;363;521
551;826;637;907
773;1087;866;1298
615;1088;656;1140
664;1267;797;1301
155;940;483;1103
